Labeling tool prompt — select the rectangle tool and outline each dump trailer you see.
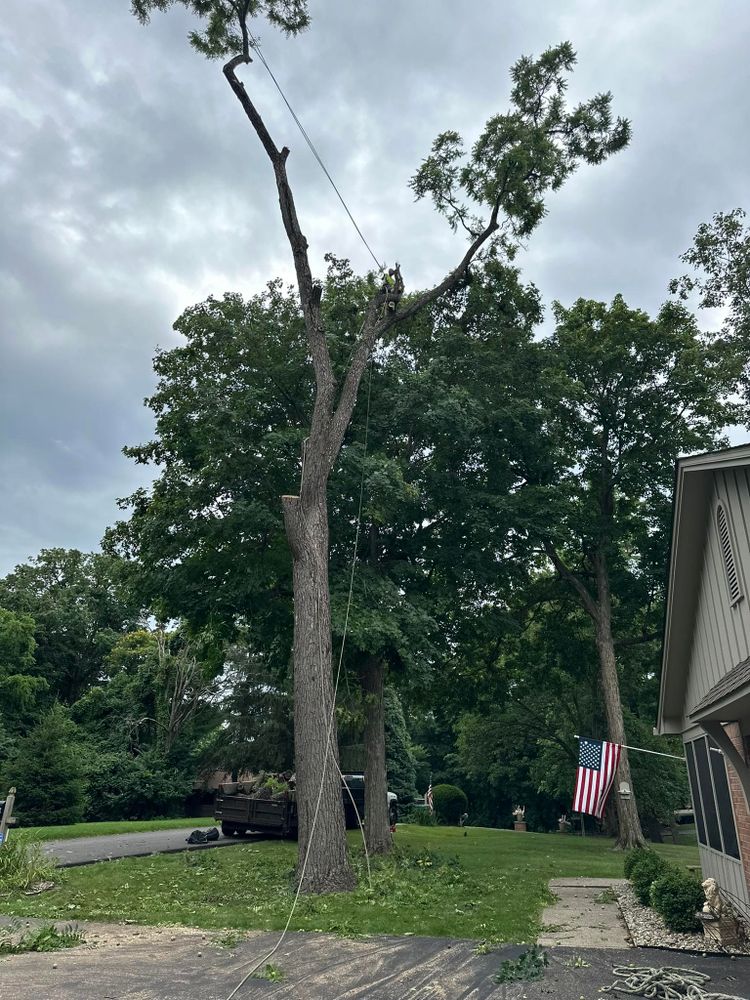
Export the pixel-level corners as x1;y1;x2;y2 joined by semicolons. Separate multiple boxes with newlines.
214;773;396;838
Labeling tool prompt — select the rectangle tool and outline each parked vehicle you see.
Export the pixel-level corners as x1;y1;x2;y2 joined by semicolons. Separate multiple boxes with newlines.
674;807;695;825
214;772;397;838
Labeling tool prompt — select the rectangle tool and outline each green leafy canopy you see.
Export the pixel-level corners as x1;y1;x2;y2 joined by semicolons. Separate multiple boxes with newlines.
130;0;310;58
410;42;631;247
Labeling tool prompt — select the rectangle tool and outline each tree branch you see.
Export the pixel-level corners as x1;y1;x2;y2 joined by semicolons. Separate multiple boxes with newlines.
326;200;504;469
388;202;503;326
222;56;335;449
544;540;600;623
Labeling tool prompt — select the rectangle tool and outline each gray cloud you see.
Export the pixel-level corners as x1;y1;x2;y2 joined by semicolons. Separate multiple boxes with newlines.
1;0;749;573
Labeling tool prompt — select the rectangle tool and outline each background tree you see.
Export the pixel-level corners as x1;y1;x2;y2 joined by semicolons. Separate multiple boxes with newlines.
522;295;744;847
0;549;142;704
108;257;543;854
671;208;750;353
0;608;47;735
2;704;86;826
129;0;630;890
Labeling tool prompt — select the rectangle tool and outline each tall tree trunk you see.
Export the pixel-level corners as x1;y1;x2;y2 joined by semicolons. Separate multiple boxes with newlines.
361;655;392;855
223;52;502;895
594;553;646;850
283;494;355;893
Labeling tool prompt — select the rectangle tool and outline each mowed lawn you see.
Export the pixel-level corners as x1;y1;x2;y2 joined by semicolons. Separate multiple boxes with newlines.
0;824;699;942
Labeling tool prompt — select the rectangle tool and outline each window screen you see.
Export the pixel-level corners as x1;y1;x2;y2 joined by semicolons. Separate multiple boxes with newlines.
685;740;707;847
709;739;741;860
693;736;723;851
686;734;742;861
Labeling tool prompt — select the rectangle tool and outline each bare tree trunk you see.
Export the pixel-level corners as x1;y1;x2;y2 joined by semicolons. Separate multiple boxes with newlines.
283;495;355;892
361;655;392;855
594;554;646;850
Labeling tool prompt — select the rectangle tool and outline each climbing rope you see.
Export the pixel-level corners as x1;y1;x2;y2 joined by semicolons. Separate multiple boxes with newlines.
601;965;748;1000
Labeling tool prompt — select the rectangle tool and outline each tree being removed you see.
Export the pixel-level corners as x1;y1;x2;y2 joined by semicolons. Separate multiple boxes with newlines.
130;0;630;892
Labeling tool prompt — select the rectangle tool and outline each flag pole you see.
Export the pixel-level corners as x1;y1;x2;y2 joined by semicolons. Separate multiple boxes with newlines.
573;735;685;762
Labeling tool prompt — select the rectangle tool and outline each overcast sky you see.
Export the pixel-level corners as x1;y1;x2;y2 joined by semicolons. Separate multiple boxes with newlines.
1;1;749;576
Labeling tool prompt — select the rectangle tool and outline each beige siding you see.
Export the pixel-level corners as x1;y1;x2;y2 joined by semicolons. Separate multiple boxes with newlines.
683;471;750;726
698;844;750;907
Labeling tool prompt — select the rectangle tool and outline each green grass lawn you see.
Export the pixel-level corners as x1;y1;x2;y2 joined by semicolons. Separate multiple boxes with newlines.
0;825;699;943
15;818;208;842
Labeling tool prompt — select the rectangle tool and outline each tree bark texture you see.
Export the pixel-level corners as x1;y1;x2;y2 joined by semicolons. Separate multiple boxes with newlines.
594;553;646;850
283;495;355;892
360;655;392;855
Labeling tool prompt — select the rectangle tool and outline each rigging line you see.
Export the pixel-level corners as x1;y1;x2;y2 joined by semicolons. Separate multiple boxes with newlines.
225;342;375;1000
246;29;384;272
574;735;686;762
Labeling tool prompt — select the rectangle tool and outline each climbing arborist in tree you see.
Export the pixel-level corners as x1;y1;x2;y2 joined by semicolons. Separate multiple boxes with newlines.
381;263;404;311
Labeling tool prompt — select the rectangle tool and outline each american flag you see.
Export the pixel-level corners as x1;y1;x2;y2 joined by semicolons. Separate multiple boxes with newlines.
573;737;621;819
426;781;434;813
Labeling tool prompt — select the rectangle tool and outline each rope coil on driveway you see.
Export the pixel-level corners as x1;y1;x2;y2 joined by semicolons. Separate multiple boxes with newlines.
601;965;748;1000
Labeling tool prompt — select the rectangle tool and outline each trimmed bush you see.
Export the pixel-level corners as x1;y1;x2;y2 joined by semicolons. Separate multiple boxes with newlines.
650;868;704;932
431;784;468;825
623;846;650;879
629;850;670;905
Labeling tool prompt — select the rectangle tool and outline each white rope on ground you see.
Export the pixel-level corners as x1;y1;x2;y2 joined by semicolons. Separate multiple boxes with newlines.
601;965;748;1000
224;354;375;999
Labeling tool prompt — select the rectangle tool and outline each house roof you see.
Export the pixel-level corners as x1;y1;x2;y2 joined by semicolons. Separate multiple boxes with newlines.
657;442;750;735
689;655;750;717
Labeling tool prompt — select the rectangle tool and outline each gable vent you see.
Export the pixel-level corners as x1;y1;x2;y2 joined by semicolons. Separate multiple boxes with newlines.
717;502;743;606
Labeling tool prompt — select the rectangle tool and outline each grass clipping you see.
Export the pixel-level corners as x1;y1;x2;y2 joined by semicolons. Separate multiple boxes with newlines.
0;838;57;893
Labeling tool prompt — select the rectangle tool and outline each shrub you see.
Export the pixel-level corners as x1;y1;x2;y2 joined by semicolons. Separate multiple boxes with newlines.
629;850;670;905
400;804;438;826
432;784;468;825
650;868;704;932
623;846;650;879
85;750;191;821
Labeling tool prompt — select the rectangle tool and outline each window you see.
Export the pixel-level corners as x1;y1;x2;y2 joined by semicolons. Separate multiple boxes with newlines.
685;735;741;860
716;503;743;605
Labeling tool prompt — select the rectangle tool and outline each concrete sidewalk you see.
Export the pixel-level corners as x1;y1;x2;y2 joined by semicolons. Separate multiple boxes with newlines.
538;876;630;949
1;918;748;999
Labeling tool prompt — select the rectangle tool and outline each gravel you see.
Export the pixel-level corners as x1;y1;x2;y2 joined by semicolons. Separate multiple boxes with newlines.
617;882;750;955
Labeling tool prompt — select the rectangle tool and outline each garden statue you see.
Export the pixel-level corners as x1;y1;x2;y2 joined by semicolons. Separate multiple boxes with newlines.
513;805;527;832
697;877;741;946
558;813;572;834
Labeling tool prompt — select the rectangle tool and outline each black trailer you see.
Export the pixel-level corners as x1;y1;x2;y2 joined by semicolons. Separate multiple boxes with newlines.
214;774;394;838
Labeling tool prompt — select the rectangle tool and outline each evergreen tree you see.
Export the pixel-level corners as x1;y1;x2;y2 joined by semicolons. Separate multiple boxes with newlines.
3;704;86;826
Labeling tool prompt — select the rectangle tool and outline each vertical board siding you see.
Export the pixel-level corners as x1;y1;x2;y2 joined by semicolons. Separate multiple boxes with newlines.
698;844;750;907
683;476;750;725
724;470;750;647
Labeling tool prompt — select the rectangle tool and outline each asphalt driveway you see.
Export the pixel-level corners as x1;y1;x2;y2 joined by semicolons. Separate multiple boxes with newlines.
44;827;249;867
1;920;748;1000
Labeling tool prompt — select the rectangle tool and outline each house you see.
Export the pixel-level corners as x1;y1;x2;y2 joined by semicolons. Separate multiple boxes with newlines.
658;443;750;912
